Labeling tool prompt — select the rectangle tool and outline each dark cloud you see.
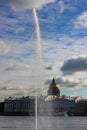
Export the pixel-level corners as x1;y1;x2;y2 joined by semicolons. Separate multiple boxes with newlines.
45;65;53;70
61;57;87;74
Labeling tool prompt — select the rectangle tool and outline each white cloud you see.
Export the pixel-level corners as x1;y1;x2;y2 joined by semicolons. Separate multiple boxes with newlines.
0;40;10;54
57;1;65;13
45;76;80;88
74;11;87;28
1;84;23;91
0;0;55;10
56;76;80;88
15;27;25;34
0;84;29;98
82;79;87;87
55;0;76;13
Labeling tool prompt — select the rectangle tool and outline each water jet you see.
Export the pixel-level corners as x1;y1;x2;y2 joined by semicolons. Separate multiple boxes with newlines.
32;8;42;130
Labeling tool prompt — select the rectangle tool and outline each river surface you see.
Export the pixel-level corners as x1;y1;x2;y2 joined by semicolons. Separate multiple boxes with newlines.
0;116;87;130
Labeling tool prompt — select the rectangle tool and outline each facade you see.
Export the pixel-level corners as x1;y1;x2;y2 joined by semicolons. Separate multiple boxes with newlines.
4;96;35;115
75;99;87;116
44;96;75;115
37;96;46;115
2;96;87;116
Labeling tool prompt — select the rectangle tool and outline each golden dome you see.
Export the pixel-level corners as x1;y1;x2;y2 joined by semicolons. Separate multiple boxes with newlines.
47;78;60;97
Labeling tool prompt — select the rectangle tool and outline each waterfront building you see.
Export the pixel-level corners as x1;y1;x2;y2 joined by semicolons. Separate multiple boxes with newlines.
3;78;87;116
4;96;35;115
69;99;75;115
29;96;35;115
37;96;46;115
44;78;76;115
75;100;86;115
4;97;14;113
44;96;75;115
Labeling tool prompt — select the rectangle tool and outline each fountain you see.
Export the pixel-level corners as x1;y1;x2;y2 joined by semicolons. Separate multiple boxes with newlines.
2;1;55;129
32;8;42;130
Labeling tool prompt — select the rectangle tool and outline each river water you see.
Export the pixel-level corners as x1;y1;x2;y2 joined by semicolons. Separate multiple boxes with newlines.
0;116;87;130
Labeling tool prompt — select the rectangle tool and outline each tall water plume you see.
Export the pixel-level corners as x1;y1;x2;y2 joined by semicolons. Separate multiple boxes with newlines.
32;8;42;130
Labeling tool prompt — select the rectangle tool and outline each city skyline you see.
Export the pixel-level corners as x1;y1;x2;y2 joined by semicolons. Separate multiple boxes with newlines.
0;0;87;99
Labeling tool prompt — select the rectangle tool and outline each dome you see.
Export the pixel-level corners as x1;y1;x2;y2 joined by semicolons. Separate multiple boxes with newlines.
47;78;60;97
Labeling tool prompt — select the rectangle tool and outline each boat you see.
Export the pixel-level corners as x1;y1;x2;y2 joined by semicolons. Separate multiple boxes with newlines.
47;112;68;116
57;112;68;117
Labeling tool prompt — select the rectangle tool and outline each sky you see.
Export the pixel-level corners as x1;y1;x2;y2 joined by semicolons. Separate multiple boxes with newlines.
0;0;87;99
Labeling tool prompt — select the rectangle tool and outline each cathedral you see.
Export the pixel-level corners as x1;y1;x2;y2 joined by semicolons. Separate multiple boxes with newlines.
47;78;60;97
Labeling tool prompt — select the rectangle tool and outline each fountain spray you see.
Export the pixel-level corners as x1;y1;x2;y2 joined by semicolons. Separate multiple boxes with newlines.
32;8;42;130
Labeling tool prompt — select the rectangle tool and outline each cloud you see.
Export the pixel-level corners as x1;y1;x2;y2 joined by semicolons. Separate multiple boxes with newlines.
55;0;76;13
45;65;53;70
45;76;80;88
0;0;55;10
74;11;87;28
82;79;87;87
0;40;10;54
61;56;87;74
57;0;65;13
0;84;28;98
5;63;30;71
56;77;80;88
1;85;22;90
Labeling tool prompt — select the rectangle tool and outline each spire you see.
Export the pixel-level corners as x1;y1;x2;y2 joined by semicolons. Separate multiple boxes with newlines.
52;78;55;84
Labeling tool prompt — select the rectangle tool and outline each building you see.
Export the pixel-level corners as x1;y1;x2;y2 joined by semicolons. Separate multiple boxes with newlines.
47;78;60;97
3;78;87;116
4;96;35;115
74;97;87;116
0;102;4;114
37;96;46;115
44;96;75;116
44;78;76;115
